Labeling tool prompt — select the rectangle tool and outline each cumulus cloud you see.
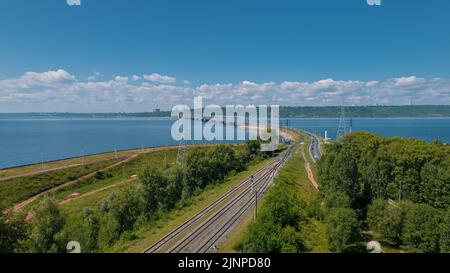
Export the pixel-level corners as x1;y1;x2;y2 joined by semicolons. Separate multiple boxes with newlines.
66;0;81;6
22;69;76;84
0;70;449;112
114;76;129;82
143;73;177;83
87;71;101;81
394;76;425;86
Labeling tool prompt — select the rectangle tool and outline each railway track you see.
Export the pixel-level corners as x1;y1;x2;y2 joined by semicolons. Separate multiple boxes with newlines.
143;146;294;253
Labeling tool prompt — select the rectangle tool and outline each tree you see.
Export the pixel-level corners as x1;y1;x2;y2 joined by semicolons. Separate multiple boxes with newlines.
0;208;27;253
29;198;66;253
99;184;146;245
261;187;307;228
440;209;450;253
420;163;450;209
107;185;145;233
80;208;100;253
321;191;351;211
402;203;443;253
140;167;168;214
325;208;360;252
366;199;387;232
245;140;261;160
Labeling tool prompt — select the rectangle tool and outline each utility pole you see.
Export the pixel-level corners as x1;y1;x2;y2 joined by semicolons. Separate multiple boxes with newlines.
251;175;257;220
254;191;258;220
349;118;353;133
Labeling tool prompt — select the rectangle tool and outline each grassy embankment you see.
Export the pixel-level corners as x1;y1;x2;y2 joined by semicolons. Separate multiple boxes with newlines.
0;158;123;209
4;143;272;252
0;148;145;179
1;147;180;216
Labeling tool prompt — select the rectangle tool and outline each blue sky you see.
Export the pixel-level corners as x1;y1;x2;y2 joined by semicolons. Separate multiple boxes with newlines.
0;0;449;112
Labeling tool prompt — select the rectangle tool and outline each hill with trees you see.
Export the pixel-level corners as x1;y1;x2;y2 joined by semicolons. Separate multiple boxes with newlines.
318;132;450;252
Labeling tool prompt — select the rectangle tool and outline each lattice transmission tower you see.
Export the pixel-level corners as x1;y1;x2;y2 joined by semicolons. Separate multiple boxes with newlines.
336;105;348;141
176;139;188;165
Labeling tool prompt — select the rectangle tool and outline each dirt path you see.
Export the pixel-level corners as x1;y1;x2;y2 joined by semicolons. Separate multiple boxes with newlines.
10;146;179;215
58;177;138;206
301;146;319;190
23;177;140;222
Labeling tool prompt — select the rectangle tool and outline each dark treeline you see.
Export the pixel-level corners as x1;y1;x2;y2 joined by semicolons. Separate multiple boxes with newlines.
318;132;450;252
5;105;450;119
280;105;450;117
0;141;269;253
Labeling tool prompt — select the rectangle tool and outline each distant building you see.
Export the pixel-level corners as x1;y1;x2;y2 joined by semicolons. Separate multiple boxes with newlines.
152;108;161;113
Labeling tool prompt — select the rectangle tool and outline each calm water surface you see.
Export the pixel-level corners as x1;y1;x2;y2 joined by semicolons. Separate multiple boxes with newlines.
0;116;449;168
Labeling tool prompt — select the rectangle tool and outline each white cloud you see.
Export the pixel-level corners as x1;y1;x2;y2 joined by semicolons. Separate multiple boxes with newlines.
66;0;81;6
132;75;141;81
87;71;101;81
114;76;129;82
0;70;449;112
394;76;424;86
143;73;177;83
22;69;76;84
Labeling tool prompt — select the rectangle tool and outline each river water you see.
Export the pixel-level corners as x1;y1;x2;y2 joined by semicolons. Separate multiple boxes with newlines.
0;115;448;168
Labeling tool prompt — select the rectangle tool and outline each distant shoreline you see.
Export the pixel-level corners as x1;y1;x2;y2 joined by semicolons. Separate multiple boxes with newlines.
1;105;450;118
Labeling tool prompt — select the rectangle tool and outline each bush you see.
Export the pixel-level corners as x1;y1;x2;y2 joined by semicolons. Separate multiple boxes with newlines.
237;221;305;253
261;187;307;228
29;198;66;253
0;208;27;253
325;208;360;252
79;208;100;253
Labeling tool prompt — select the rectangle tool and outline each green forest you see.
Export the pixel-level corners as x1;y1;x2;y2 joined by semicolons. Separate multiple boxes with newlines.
280;105;450;118
237;132;449;253
318;132;450;252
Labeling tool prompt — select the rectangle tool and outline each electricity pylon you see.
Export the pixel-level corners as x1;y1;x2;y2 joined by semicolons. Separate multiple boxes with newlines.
336;105;348;141
177;139;188;166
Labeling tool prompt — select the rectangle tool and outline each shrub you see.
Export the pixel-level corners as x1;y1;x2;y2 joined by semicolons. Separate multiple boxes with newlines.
325;207;360;252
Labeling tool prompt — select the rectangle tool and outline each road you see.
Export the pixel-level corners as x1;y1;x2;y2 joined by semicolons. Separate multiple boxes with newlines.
143;146;294;253
308;133;322;163
288;128;322;163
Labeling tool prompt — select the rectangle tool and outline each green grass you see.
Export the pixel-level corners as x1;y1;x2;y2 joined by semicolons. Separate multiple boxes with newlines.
15;149;179;217
0;158;123;208
0;148;145;179
269;144;328;252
